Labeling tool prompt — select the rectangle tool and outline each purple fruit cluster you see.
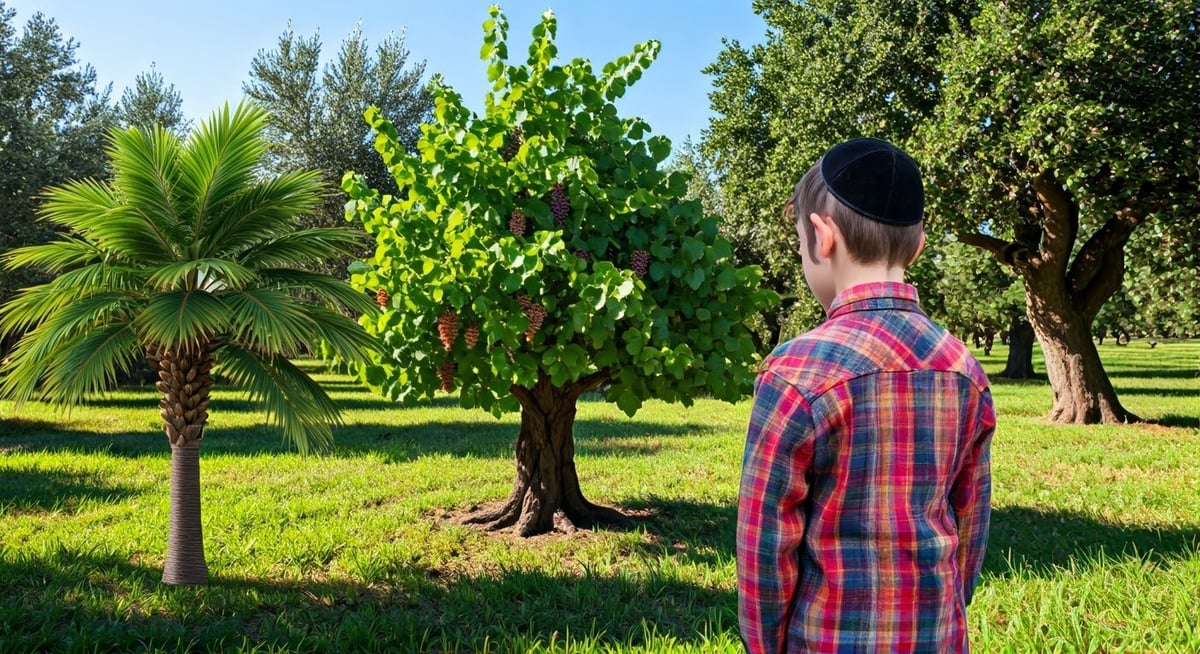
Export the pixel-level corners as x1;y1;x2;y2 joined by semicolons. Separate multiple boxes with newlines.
550;183;570;226
631;249;650;278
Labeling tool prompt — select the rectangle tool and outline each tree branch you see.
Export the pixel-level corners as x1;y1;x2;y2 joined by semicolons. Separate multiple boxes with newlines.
1069;210;1141;320
957;231;1035;272
1030;169;1078;278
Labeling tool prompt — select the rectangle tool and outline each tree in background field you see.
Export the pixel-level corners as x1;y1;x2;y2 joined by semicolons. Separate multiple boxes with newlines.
919;0;1198;423
0;102;377;584
344;8;777;536
702;0;977;344
115;64;188;135
0;3;113;314
244;22;434;278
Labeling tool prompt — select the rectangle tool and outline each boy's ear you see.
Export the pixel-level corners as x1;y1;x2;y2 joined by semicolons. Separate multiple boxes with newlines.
908;231;927;266
809;212;838;259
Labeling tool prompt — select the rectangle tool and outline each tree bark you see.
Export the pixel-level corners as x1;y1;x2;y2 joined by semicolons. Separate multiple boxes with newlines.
151;344;215;584
1000;315;1035;379
162;444;207;584
463;370;621;536
1025;279;1138;424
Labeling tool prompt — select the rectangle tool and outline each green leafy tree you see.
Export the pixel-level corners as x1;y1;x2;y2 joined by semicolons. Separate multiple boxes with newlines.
0;3;113;314
702;0;977;344
0;102;377;584
244;22;433;278
115;64;188;135
919;0;1198;423
344;8;777;536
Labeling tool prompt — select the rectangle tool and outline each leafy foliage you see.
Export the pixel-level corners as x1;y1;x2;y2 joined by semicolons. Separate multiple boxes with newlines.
115;64;188;135
244;22;434;278
0;2;114;311
344;8;776;417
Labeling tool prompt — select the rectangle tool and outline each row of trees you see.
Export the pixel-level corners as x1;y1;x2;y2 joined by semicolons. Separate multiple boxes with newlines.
702;0;1199;423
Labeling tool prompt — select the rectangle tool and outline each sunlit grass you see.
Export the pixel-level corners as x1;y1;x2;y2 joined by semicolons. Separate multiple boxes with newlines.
1;340;1198;652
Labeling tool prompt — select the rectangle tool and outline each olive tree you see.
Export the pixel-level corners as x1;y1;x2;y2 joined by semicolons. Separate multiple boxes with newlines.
919;0;1199;422
343;8;776;536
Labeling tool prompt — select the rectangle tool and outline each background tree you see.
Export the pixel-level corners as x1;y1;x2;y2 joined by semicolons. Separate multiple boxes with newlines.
0;102;377;585
344;9;776;536
0;3;113;317
115;64;187;134
919;0;1199;423
244;23;434;277
702;0;977;344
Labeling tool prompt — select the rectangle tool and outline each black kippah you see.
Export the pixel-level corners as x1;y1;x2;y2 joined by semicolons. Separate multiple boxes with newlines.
820;137;925;226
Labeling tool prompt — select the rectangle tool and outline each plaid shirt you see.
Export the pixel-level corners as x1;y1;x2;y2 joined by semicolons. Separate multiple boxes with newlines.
737;282;995;653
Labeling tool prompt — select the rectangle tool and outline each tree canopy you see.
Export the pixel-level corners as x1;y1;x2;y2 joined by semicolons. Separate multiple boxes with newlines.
343;7;776;534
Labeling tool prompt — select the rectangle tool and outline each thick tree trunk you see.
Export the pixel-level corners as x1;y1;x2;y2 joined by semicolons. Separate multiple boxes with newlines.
150;345;214;584
463;371;620;536
1000;316;1035;379
1025;284;1138;424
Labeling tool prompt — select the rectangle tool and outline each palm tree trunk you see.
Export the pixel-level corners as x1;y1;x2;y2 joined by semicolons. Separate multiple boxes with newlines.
151;345;214;585
162;444;206;584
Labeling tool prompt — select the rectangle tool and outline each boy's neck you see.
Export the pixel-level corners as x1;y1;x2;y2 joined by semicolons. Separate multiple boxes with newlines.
831;261;908;299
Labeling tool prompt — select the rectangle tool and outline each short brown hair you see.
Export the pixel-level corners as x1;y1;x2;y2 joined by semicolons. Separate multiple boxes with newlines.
784;159;925;268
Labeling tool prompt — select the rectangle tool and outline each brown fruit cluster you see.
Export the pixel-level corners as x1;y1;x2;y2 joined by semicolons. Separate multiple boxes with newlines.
550;183;570;227
439;360;456;392
631;249;650;278
437;310;459;351
509;208;526;237
501;125;524;161
376;288;389;309
464;323;481;350
524;303;547;343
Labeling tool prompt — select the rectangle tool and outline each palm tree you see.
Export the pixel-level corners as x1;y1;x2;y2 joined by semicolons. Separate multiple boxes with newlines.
0;101;378;585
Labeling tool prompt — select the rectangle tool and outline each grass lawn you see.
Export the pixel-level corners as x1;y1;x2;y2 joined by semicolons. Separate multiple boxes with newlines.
1;339;1198;653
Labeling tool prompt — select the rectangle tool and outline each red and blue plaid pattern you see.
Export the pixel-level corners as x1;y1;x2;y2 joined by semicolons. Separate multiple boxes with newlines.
737;282;995;653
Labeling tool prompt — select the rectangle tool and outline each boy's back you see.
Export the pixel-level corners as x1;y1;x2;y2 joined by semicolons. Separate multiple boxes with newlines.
739;281;994;652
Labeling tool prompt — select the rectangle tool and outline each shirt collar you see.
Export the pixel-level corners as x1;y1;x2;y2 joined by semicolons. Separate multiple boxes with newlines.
826;281;922;319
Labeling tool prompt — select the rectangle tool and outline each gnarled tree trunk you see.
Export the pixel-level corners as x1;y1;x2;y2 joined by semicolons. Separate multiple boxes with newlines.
150;344;215;585
961;169;1143;425
463;370;620;536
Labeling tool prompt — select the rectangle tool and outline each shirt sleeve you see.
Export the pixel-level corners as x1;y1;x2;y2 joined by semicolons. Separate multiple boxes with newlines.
950;386;996;605
737;369;816;654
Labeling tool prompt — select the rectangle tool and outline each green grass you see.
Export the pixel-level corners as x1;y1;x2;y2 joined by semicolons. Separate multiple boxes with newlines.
2;339;1198;653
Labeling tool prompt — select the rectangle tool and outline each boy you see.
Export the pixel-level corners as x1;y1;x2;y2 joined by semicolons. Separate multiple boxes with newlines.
737;137;995;653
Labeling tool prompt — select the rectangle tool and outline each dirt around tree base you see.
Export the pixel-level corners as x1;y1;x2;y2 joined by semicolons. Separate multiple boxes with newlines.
454;499;632;537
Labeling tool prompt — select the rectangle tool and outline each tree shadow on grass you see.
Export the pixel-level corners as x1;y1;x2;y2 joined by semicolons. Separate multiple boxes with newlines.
0;466;138;515
1;544;737;652
0;414;709;463
985;505;1200;579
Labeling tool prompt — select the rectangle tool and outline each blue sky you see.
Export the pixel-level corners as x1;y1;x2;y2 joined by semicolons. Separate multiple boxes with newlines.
10;1;768;148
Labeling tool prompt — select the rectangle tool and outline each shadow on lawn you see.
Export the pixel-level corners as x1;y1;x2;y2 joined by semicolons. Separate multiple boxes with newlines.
985;505;1200;578
0;414;710;462
1;541;737;652
0;466;137;514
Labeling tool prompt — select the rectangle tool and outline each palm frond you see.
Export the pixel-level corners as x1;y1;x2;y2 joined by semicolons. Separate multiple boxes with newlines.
134;290;230;348
0;289;138;342
200;170;328;257
221;287;325;356
258;268;378;315
178;102;272;237
2;237;103;274
213;343;340;454
292;304;382;364
35;178;122;232
0;320;138;407
104;126;189;256
236;227;368;270
37;323;142;406
146;258;259;292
